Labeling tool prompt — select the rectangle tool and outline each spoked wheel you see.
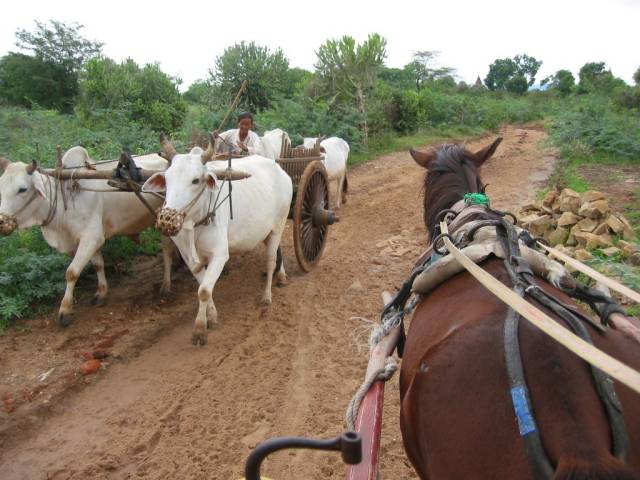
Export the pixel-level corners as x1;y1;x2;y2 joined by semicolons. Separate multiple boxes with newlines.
293;161;335;272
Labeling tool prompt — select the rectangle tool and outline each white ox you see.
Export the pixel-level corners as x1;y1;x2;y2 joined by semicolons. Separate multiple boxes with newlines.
302;137;350;208
142;139;292;346
0;149;174;326
258;128;291;160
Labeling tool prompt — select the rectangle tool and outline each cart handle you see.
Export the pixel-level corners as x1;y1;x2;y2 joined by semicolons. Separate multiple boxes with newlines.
244;432;361;480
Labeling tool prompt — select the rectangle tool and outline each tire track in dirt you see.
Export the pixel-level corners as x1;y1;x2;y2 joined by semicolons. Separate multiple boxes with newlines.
0;124;556;480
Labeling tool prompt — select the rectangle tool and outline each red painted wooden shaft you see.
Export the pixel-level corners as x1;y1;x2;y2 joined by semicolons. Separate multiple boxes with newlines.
345;381;385;480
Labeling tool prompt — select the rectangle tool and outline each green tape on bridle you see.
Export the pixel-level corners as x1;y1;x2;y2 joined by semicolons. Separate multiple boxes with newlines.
464;192;490;206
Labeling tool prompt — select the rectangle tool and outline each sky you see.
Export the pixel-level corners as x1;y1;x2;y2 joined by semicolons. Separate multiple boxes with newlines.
0;0;638;89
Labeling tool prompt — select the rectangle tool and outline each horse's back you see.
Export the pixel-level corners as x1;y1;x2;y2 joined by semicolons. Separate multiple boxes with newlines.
401;258;640;479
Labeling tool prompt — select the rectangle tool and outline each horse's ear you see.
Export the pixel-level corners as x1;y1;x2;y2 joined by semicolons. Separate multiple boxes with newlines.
410;148;436;169
473;137;502;167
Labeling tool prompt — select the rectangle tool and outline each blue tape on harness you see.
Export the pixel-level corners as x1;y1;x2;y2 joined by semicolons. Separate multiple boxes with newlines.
510;385;537;436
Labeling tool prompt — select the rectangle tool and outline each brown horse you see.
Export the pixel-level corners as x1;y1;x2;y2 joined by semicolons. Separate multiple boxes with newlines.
399;139;640;479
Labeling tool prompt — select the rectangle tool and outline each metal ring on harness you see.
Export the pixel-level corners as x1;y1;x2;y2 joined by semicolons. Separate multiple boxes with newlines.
432;233;455;256
492;209;518;224
435;208;459;224
466;220;503;242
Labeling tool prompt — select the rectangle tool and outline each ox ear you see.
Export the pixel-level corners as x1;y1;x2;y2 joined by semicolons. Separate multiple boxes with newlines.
32;171;48;199
473;137;502;167
142;172;166;193
410;148;436;169
205;172;217;189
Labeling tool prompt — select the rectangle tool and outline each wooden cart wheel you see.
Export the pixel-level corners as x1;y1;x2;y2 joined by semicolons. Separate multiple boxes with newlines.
293;160;334;272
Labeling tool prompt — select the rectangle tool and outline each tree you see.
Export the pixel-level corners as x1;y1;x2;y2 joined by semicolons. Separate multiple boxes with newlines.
577;61;623;93
0;20;103;112
283;67;313;98
505;74;528;95
484;58;518;91
379;67;414;90
209;41;290;112
78;57;186;132
634;66;640;86
514;54;542;87
184;80;211;104
314;33;387;146
404;50;456;90
0;53;75;110
485;54;542;92
546;69;575;95
15;20;103;74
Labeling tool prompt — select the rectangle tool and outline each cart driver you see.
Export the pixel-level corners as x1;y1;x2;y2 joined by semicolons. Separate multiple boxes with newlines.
213;112;262;155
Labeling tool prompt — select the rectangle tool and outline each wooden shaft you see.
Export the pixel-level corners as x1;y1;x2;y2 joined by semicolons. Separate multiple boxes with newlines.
441;221;640;395
346;292;398;480
539;242;640;304
593;282;640;344
39;168;164;181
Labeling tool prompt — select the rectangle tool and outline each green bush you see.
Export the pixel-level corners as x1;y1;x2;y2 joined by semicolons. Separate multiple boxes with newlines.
548;95;640;160
78;57;186;133
0;106;162;164
0;230;67;330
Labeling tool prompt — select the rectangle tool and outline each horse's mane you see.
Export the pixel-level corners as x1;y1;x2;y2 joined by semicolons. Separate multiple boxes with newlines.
423;144;486;241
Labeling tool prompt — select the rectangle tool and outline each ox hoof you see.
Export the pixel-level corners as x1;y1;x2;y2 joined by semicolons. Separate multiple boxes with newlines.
57;312;74;328
276;273;288;287
91;295;107;307
206;320;218;330
260;296;272;307
159;283;172;296
191;331;208;346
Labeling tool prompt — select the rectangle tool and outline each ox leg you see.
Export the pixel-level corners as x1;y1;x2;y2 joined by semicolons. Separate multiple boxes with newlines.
159;235;173;295
274;218;288;288
262;224;287;305
58;236;104;327
189;263;217;329
90;251;108;306
339;173;347;207
192;254;228;346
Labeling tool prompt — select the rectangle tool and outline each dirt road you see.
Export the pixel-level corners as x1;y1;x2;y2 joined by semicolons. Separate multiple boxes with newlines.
0;124;556;479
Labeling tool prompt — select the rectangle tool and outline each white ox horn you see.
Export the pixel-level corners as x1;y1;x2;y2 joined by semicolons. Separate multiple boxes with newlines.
0;157;10;174
25;159;38;175
201;133;216;164
159;132;178;163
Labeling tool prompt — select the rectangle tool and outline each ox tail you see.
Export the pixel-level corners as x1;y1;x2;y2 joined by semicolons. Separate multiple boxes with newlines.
342;174;349;194
553;455;639;480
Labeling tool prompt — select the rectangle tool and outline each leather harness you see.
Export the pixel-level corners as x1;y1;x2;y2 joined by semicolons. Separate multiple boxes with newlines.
383;205;630;477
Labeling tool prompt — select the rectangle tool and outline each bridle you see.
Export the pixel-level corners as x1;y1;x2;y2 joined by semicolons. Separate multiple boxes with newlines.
155;173;232;236
0;172;58;234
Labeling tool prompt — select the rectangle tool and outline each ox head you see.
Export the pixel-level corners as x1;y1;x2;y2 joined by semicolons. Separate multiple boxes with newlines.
144;135;250;236
0;158;48;235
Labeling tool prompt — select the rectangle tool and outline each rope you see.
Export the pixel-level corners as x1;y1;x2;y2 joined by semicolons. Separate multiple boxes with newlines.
344;294;421;430
345;358;398;431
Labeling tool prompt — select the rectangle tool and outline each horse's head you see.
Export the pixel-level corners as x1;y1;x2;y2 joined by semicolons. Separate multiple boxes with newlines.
410;137;502;241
